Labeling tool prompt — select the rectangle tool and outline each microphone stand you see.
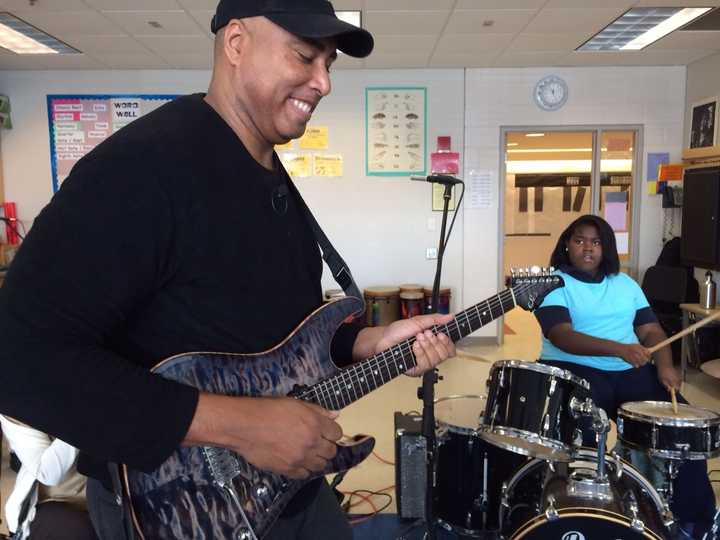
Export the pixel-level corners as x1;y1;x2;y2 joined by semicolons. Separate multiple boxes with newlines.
420;181;454;540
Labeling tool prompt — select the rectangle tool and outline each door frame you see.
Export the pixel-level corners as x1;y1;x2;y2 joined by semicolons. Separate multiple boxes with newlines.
497;124;644;343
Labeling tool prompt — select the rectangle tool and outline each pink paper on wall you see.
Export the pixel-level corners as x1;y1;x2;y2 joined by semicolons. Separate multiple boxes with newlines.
604;201;627;231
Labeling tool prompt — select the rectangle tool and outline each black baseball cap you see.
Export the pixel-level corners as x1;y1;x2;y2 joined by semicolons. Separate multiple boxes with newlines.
211;0;374;58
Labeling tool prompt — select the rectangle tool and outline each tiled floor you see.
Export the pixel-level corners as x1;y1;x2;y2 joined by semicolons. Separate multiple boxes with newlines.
1;308;719;536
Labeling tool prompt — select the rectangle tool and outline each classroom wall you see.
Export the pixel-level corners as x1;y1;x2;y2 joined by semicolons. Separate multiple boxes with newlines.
685;51;720;291
0;65;687;338
463;66;686;336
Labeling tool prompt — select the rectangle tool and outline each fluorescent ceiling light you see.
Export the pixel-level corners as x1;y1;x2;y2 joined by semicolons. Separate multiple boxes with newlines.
577;7;713;52
336;11;361;29
507;148;593;153
526;133;545;137
0;12;79;54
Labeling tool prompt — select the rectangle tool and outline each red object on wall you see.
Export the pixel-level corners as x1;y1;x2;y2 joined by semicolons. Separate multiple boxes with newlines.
4;202;19;245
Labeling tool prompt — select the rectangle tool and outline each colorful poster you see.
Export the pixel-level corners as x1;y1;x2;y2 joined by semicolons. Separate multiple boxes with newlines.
646;152;669;195
299;126;328;150
47;95;176;192
313;154;343;177
366;87;426;176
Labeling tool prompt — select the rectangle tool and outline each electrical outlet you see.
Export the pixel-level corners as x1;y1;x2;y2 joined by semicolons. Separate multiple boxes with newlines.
426;247;438;259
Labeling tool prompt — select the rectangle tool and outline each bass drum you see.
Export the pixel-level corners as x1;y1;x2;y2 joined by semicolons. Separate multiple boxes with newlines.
500;449;673;540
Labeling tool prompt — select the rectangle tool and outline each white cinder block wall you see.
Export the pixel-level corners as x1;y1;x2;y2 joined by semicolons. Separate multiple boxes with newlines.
0;65;687;339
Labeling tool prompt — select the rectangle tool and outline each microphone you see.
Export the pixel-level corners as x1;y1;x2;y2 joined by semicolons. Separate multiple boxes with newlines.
410;174;462;185
272;184;289;215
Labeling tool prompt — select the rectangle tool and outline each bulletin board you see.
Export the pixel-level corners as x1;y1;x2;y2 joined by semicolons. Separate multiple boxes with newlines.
46;94;177;192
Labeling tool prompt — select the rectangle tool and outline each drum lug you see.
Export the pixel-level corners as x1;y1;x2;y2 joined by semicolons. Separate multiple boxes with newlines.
611;451;624;479
707;430;713;453
542;413;551;435
573;428;583;446
651;424;658;449
617;417;624;436
549;377;556;396
629;500;645;532
545;495;559;521
500;481;509;508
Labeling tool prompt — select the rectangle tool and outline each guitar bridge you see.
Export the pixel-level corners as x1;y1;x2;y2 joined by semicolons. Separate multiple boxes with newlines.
203;446;241;488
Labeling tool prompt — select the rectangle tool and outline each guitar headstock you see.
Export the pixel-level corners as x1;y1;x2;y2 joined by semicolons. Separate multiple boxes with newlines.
507;266;565;312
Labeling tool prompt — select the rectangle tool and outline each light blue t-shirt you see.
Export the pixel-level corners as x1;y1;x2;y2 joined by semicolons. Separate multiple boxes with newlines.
538;271;651;371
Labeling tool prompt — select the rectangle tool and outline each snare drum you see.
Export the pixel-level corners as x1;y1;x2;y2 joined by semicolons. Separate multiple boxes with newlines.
480;360;590;462
434;395;528;535
364;286;400;327
500;448;673;540
618;401;720;460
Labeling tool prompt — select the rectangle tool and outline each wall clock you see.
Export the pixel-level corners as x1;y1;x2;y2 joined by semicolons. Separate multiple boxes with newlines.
534;75;568;111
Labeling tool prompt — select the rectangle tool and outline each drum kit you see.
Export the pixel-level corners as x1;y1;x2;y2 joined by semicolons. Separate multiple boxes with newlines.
431;360;720;540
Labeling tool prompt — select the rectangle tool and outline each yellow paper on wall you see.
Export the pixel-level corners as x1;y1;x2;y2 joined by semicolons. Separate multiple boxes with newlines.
647;181;657;195
280;153;312;177
275;140;294;151
299;126;328;150
314;154;343;177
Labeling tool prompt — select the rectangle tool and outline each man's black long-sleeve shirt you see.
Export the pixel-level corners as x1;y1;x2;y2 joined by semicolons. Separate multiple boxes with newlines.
0;94;360;484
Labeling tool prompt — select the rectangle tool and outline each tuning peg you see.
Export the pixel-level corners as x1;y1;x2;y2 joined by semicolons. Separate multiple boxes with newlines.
530;265;541;275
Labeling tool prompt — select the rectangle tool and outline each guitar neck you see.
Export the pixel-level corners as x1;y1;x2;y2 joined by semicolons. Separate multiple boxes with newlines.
300;288;517;410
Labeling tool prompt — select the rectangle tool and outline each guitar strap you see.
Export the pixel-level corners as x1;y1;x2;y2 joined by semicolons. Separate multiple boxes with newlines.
108;462;136;540
288;181;365;311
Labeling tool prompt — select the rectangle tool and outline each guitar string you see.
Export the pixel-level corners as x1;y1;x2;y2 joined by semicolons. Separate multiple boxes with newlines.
304;280;549;409
308;281;542;409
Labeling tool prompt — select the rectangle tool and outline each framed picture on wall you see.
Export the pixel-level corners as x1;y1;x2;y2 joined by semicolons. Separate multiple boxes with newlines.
689;96;719;149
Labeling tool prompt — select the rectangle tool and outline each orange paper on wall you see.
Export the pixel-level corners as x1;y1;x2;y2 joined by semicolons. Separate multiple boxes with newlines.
658;164;684;182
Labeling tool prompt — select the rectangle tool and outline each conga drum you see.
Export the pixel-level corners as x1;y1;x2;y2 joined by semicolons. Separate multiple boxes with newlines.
400;291;424;319
364;286;400;327
423;286;451;314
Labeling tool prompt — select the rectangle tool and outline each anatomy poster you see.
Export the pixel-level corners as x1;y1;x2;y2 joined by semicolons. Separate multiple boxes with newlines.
366;87;426;176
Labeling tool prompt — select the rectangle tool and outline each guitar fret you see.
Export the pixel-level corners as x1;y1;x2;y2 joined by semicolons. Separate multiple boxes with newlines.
325;379;341;410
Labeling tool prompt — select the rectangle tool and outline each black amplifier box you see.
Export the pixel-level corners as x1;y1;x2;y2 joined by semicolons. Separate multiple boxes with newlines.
394;411;426;520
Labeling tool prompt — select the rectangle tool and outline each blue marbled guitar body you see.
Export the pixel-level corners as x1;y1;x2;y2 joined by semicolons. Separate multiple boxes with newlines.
123;271;564;539
124;296;370;540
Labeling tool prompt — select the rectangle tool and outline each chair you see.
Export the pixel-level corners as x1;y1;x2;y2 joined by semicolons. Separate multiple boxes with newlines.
641;265;691;365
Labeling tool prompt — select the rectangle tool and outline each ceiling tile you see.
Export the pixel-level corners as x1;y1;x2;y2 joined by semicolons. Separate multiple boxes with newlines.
91;51;169;69
188;10;213;33
445;9;537;34
63;35;149;53
158;52;212;69
373;35;437;55
0;0;88;11
524;8;626;34
493;50;572;67
365;52;430;68
331;54;364;69
0;49;53;69
135;34;212;54
41;53;107;69
435;33;515;53
102;10;203;35
544;0;632;7
559;49;716;66
633;0;720;6
509;33;590;51
456;0;545;7
650;30;720;50
365;0;454;9
365;10;449;35
430;50;499;67
176;0;222;8
7;10;122;36
85;0;182;9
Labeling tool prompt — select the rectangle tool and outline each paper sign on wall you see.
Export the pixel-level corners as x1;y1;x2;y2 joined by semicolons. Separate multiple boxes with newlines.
314;154;343;177
299;126;329;150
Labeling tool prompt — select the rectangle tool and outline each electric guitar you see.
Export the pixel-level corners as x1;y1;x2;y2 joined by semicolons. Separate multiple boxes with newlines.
124;269;564;540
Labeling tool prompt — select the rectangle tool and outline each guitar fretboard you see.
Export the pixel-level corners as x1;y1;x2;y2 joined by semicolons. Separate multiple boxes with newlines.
300;288;517;410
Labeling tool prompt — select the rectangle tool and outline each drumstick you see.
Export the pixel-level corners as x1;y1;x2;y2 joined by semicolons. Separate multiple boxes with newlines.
670;387;678;414
647;309;720;354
